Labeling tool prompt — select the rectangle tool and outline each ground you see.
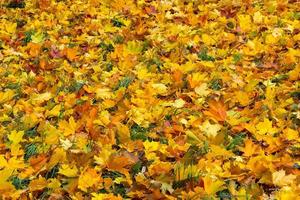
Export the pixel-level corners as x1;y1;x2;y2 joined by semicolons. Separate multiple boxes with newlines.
0;0;300;199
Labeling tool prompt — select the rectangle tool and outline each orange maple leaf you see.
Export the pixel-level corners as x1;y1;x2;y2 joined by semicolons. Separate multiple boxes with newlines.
28;42;41;57
29;154;48;171
204;100;227;122
172;70;183;85
64;47;78;61
240;139;260;157
107;153;137;175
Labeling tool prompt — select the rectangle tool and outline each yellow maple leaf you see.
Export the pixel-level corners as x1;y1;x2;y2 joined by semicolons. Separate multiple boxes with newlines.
143;140;160;152
182;62;198;73
126;40;143;54
175;163;200;182
4;22;17;34
116;123;130;143
58;164;78;177
58;116;77;136
240;139;260;157
235;91;250;106
173;98;185;108
44;124;60;145
29;176;48;191
8;130;24;144
95;88;113;100
7;157;25;170
253;11;263;24
203;176;225;195
202;34;216;46
47;178;61;189
93;110;110;127
283;128;299;141
48;148;66;169
237;14;252;32
275;187;298;200
94;145;114;167
265;34;279;44
78;168;100;192
195;83;210;97
0;168;14;192
22;113;39;130
46;104;61;118
32;92;52;104
0;90;15;104
200;120;221;138
188;72;207;88
31;31;45;43
209;145;234;157
272;170;296;186
0;156;7;168
288;64;300;81
92;193;122;200
151;83;168;95
256;118;277;135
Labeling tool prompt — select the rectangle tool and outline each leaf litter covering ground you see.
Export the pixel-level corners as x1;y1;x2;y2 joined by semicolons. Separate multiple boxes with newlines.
0;0;300;199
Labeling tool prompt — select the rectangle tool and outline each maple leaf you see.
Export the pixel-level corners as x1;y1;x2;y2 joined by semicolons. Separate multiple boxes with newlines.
237;14;252;32
235;91;250;106
275;187;299;200
272;170;296;186
151;83;168;95
0;90;15;104
78;168;100;192
95;88;113;99
22;113;39;130
0;168;14;192
31;31;45;43
203;176;225;195
202;34;216;46
94;145;115;167
58;164;78;177
29;176;47;192
173;98;185;108
195;83;210;97
8;130;24;144
59;138;73;150
1;0;300;198
204;100;227;122
282;128;299;141
27;42;41;57
0;156;25;171
47;178;61;189
253;11;263;24
46;104;62;118
58;116;77;136
188;72;207;89
48;148;66;169
200;120;222;138
32;92;52;104
240;139;261;157
65;47;78;61
29;154;48;170
256;118;277;135
107;153;136;176
92;193;122;200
